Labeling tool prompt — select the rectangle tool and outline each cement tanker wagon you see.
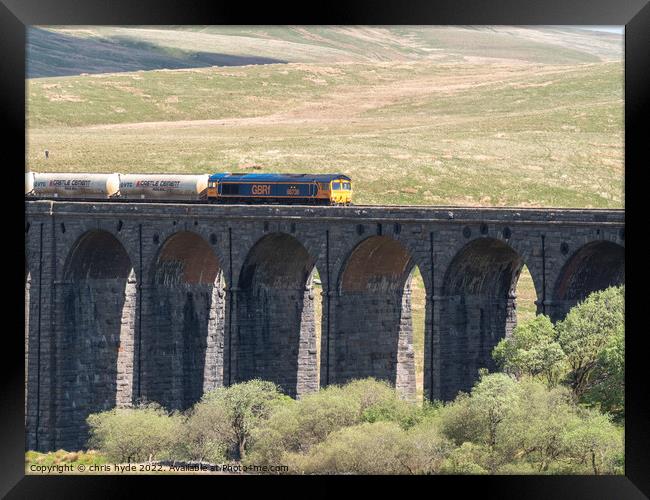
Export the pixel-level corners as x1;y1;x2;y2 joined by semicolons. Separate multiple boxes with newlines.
25;172;34;195
30;172;120;199
118;174;209;200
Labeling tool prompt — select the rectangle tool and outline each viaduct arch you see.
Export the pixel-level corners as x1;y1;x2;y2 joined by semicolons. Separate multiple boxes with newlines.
551;240;624;321
438;238;530;399
58;230;137;449
24;201;625;451
142;231;225;411
232;232;319;397
329;235;421;399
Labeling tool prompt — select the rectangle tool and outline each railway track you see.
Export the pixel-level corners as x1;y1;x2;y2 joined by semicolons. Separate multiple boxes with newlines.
25;197;624;213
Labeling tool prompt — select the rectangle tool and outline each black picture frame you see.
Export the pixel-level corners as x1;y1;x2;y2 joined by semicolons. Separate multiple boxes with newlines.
3;1;647;497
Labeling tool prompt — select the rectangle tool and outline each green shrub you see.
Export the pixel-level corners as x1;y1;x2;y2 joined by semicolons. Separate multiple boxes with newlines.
246;384;360;465
199;379;289;460
350;379;426;429
440;372;521;449
558;286;625;419
288;421;408;474
440;442;489;474
84;371;624;475
272;417;453;475
341;378;403;412
438;392;485;446
561;409;623;474
495;462;539;474
582;330;624;420
247;378;428;467
173;398;230;463
493;286;625;420
498;378;578;472
400;420;454;474
439;373;624;475
86;403;182;463
492;314;566;386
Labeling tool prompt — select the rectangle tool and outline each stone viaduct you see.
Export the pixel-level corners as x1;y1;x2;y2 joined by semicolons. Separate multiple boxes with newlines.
24;200;624;451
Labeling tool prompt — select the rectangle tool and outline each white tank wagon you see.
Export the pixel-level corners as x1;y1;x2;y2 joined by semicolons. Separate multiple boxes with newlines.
29;172;121;199
25;172;35;195
118;174;209;200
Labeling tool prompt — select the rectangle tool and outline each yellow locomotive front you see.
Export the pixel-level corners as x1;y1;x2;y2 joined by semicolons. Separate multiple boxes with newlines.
329;179;352;205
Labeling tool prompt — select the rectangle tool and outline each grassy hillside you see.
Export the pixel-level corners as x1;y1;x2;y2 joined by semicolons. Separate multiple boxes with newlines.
26;26;623;208
28;26;622;78
27;60;623;208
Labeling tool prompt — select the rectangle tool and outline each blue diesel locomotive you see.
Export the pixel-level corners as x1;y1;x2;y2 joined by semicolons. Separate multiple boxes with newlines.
207;173;353;205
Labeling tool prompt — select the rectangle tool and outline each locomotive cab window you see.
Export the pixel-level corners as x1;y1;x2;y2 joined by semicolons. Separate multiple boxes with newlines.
343;182;351;190
332;182;341;190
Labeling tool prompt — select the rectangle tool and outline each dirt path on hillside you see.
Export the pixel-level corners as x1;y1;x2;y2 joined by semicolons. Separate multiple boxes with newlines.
84;63;603;132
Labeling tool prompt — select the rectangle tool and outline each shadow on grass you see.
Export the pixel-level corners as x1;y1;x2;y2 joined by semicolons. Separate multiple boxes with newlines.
27;27;286;78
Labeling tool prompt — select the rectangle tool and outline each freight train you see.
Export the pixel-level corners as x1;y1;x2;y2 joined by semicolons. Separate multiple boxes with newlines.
25;172;353;205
